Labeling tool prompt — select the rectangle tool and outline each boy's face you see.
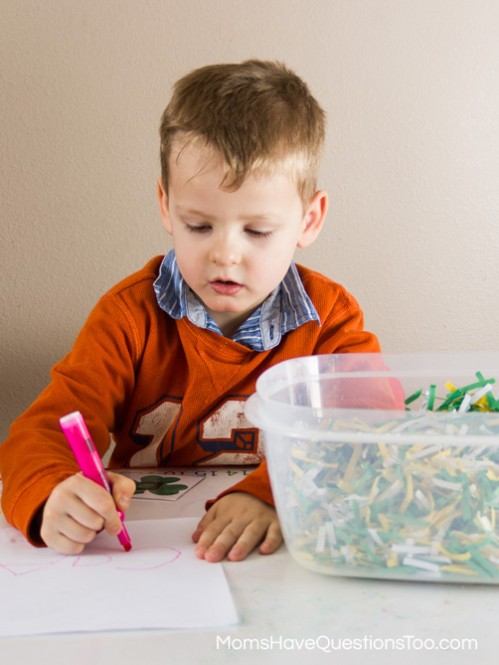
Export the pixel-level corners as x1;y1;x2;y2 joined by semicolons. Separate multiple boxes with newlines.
157;142;326;336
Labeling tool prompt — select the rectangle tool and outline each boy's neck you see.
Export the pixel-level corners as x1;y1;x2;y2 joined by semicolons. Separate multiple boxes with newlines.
213;308;259;339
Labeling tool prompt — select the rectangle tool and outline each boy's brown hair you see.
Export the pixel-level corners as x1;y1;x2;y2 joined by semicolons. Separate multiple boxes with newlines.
159;60;325;205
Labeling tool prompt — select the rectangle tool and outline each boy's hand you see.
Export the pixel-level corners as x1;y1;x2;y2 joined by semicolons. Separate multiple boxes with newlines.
192;492;282;562
40;472;136;554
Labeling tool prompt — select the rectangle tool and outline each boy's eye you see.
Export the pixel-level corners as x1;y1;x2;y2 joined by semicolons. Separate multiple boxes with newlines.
186;224;211;234
246;228;273;238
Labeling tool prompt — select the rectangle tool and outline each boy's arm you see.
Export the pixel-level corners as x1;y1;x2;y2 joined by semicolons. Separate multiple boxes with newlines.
0;291;138;545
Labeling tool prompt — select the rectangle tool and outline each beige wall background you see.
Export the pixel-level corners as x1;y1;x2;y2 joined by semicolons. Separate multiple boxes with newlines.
1;0;499;440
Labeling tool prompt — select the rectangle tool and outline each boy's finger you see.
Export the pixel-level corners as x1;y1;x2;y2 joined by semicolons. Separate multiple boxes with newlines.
191;509;221;543
227;523;269;561
41;507;103;554
70;479;123;535
41;531;86;555
58;513;103;546
195;521;242;562
206;522;264;562
108;472;136;511
259;521;283;554
44;478;108;533
192;511;211;536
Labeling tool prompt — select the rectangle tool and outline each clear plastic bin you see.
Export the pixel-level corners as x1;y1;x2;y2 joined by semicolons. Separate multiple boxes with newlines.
245;352;499;583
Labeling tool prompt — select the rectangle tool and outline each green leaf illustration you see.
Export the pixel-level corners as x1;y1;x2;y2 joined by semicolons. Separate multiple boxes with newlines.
134;475;188;496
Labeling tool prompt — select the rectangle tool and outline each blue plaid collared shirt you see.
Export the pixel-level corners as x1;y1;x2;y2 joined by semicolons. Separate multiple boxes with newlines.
153;250;320;351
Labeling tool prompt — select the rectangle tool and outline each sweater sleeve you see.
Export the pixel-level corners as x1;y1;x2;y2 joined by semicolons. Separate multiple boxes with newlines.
0;291;139;545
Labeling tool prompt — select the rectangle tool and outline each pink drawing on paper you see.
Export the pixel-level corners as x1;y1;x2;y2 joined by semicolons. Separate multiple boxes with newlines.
0;524;181;577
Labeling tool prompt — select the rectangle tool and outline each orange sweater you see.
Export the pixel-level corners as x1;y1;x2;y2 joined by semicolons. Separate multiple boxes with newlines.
0;257;380;544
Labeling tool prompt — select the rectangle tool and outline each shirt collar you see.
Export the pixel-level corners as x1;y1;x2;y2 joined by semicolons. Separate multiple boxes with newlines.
153;250;320;351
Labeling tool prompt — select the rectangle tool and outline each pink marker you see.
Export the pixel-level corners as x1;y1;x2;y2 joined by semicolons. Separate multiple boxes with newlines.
59;411;132;552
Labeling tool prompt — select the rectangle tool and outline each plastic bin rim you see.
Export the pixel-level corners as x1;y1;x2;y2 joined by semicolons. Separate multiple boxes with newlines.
244;393;499;446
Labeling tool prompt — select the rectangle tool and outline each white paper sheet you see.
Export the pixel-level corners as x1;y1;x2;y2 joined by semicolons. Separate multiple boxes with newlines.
0;518;238;636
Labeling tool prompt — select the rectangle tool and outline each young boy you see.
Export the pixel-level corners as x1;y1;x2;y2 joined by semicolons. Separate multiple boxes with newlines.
0;60;380;562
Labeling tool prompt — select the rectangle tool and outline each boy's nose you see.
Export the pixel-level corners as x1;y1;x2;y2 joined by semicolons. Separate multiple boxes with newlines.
210;237;241;266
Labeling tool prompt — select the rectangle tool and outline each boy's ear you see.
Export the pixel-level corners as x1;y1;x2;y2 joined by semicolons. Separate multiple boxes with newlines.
157;179;173;235
297;190;328;248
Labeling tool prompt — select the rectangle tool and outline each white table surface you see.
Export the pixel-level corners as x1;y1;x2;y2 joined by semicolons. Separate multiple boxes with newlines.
1;468;498;665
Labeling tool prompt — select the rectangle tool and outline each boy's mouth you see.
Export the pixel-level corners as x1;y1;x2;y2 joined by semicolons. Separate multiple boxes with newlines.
210;279;243;296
